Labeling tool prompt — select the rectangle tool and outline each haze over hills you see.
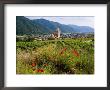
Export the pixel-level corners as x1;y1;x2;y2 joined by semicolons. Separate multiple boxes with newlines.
16;16;94;35
68;25;94;33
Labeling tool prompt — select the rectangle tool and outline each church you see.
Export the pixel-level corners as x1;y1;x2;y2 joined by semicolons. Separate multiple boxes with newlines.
51;28;61;39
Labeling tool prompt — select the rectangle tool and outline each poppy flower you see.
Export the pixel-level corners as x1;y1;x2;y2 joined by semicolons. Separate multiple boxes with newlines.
36;69;44;73
32;62;36;67
63;48;67;51
59;48;67;55
72;49;80;57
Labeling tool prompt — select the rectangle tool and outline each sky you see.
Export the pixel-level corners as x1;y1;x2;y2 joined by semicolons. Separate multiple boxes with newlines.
25;16;94;28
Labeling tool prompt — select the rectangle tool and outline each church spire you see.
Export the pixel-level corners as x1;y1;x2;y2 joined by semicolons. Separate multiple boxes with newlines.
56;27;60;38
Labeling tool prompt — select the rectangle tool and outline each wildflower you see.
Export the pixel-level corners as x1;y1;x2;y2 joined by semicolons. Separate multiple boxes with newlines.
63;48;67;51
59;48;67;55
32;62;36;67
36;69;44;73
72;49;80;57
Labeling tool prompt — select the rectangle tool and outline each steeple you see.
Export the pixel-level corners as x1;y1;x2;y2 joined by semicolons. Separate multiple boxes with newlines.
56;27;60;38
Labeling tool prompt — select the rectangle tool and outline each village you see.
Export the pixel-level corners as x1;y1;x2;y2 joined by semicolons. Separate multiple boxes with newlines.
16;28;94;41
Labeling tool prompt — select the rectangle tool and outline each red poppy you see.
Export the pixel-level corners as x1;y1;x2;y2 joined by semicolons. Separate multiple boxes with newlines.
36;69;44;72
63;48;67;51
59;48;67;55
72;49;80;57
32;63;36;67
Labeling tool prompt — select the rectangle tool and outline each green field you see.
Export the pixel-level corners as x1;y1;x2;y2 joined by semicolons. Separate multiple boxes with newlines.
16;38;94;74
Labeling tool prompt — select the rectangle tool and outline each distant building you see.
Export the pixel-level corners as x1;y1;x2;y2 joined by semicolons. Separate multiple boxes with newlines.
51;28;61;39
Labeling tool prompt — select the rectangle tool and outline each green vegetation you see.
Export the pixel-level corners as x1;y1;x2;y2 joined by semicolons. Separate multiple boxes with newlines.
16;38;94;74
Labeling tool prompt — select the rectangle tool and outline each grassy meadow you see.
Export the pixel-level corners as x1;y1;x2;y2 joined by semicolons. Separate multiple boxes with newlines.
16;38;94;74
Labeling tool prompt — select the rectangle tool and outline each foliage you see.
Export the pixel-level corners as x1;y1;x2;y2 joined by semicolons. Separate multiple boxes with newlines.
16;38;94;74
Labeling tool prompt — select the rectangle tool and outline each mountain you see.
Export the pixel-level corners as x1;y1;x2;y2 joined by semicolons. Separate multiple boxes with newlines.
16;16;94;35
69;25;94;33
32;19;77;33
16;16;51;35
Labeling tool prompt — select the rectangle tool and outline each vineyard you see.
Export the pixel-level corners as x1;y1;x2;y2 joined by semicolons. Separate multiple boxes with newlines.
16;38;94;74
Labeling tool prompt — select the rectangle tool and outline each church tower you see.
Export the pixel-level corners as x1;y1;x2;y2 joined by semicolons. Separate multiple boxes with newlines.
56;28;61;38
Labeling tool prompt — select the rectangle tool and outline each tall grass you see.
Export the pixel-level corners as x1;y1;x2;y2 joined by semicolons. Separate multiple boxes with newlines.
16;38;94;74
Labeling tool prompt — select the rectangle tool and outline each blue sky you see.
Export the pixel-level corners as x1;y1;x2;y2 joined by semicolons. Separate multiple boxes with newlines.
25;16;94;28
